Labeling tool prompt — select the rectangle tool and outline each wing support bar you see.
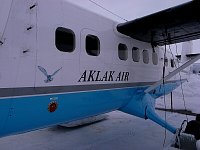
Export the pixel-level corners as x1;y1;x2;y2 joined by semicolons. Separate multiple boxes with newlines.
145;54;200;93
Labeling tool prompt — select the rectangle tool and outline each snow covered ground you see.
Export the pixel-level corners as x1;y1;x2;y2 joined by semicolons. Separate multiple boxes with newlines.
0;111;192;150
157;74;200;114
0;74;199;150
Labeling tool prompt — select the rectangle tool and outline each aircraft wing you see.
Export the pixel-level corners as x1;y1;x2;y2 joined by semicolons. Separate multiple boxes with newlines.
117;1;200;46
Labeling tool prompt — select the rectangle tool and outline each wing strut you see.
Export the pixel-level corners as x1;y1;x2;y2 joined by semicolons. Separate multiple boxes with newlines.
145;54;200;93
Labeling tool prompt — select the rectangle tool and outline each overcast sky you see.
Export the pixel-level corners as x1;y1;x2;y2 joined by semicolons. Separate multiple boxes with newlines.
67;0;199;54
92;0;191;20
68;0;190;20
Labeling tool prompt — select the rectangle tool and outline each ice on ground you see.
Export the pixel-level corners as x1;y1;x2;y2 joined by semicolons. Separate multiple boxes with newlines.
0;111;194;150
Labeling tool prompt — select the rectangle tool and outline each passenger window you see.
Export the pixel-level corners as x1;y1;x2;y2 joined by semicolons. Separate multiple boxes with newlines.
143;50;149;64
132;47;140;62
55;27;75;52
164;57;168;67
86;34;100;56
171;59;175;68
152;52;158;65
118;43;128;60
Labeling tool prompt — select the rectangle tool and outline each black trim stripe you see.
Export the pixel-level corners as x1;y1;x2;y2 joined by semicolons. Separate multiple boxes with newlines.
0;81;179;98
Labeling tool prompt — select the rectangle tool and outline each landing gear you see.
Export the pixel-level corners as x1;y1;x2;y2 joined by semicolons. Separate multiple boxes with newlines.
171;132;197;150
170;122;197;150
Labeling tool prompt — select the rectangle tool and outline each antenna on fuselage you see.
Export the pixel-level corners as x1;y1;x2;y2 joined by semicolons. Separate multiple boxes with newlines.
88;0;128;22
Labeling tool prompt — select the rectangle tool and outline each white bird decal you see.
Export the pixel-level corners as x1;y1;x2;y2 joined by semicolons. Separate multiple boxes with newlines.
38;66;62;83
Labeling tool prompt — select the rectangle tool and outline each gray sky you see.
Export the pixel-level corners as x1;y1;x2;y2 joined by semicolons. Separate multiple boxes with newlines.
67;0;199;54
89;0;191;20
69;0;190;21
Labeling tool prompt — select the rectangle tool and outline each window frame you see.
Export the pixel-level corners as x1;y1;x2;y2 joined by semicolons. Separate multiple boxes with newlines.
170;59;175;68
132;47;140;62
85;34;100;56
55;27;75;53
118;43;128;61
152;51;158;65
164;57;168;67
142;50;149;64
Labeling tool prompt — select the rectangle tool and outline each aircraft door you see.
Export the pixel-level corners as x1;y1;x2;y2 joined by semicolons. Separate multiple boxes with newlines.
0;0;38;135
15;1;38;87
34;1;70;87
80;29;111;75
1;1;38;88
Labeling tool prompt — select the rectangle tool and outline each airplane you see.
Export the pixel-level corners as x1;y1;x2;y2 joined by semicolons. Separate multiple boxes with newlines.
0;0;200;145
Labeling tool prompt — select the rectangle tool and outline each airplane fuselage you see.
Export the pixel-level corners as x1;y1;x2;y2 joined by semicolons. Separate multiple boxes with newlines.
0;0;182;137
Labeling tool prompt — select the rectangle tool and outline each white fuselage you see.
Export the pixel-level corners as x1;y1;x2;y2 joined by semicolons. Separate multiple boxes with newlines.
0;0;180;137
0;0;174;89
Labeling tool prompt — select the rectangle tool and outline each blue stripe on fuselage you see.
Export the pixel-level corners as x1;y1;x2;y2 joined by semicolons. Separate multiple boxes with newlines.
0;80;182;137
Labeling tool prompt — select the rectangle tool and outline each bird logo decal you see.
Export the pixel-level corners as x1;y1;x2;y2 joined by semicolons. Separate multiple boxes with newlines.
38;66;62;83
